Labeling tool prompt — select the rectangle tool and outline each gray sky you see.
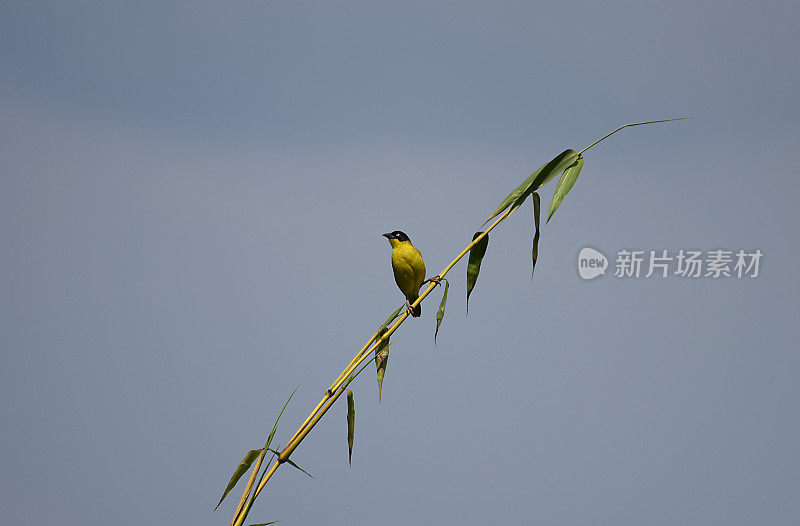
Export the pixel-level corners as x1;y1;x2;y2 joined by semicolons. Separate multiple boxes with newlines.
1;2;798;525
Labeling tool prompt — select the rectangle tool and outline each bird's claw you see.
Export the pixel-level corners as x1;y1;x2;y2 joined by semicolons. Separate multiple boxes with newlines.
425;275;443;286
405;300;415;315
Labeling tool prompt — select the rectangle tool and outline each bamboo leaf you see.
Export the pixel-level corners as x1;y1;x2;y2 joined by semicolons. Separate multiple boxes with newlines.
547;155;584;223
284;458;314;478
485;149;578;223
531;192;541;279
534;149;579;191
248;522;279;525
466;232;489;314
215;449;262;510
266;448;314;478
507;189;529;216
485;162;547;223
374;328;389;401
228;385;298;519
346;389;355;466
266;386;299;450
380;305;404;331
434;279;449;346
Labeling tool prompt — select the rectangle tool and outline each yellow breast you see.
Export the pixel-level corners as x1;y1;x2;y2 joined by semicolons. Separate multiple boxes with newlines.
390;241;426;300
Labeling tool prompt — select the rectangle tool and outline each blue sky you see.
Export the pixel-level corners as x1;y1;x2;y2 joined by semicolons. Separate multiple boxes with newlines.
1;2;798;525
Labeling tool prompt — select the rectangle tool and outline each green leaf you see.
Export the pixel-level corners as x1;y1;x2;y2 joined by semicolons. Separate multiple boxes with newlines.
374;328;389;401
380;305;404;332
434;279;449;346
266;386;299;450
508;189;528;216
346;389;355;466
266;448;314;478
485;149;578;224
547;155;584;223
215;449;262;510
534;149;579;191
248;522;279;525
284;458;314;478
228;385;298;518
466;232;489;314
531;192;541;279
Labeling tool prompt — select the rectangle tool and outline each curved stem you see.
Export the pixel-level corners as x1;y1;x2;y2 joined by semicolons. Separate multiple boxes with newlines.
228;450;265;526
278;204;516;461
231;460;280;526
228;118;689;525
577;117;690;156
286;325;386;445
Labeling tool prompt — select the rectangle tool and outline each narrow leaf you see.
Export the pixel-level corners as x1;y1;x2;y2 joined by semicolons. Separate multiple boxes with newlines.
547;155;584;223
533;149;579;191
530;192;542;279
284;457;314;478
374;328;389;401
381;305;404;331
434;279;450;346
485;149;578;224
216;449;262;510
265;448;314;478
346;389;355;465
508;188;530;216
248;522;280;525
466;232;489;314
485;160;548;223
266;386;299;450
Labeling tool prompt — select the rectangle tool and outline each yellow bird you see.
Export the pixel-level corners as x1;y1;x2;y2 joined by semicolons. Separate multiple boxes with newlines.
383;230;438;317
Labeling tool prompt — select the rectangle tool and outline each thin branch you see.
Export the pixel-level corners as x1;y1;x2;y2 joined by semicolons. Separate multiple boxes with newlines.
577;117;691;156
228;119;689;526
228;449;265;526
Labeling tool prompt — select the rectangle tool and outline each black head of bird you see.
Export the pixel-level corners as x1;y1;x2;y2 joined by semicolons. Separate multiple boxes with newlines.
382;230;410;242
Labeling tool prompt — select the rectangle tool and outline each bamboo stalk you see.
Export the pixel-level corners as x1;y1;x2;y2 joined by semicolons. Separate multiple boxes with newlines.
283;207;512;468
229;205;516;526
232;460;278;526
228;450;265;526
232;355;380;526
227;118;687;526
284;325;385;447
241;118;693;508
577;118;690;156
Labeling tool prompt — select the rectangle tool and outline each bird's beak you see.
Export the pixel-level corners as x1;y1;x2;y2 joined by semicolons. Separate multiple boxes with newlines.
382;232;392;239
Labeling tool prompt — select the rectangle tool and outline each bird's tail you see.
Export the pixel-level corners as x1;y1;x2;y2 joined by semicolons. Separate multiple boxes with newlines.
406;293;422;317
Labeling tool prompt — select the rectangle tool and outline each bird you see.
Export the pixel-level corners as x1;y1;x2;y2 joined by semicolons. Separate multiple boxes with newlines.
383;230;439;317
